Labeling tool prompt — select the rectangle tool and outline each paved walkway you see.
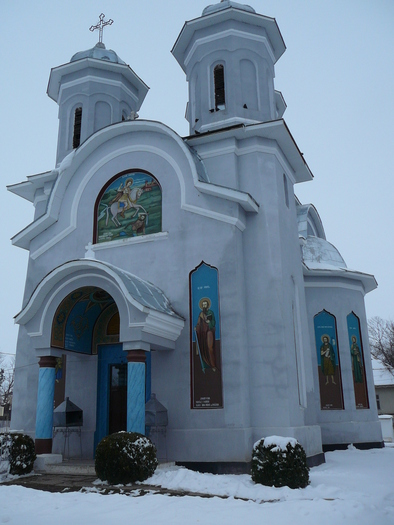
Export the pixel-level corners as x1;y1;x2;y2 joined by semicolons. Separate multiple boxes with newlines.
0;462;223;499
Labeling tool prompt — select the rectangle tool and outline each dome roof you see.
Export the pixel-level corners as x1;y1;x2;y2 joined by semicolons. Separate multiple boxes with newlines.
70;42;126;65
202;0;255;16
302;236;347;270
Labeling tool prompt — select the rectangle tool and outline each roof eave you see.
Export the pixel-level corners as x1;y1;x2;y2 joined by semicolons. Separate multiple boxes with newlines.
47;58;149;103
7;170;56;202
185;119;313;183
172;8;286;71
303;264;378;295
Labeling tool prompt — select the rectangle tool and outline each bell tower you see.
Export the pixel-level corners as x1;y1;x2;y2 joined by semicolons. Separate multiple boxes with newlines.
47;14;149;166
172;1;286;135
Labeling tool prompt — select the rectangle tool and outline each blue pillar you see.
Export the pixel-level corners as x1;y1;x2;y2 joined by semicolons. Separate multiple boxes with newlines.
35;356;57;454
127;351;146;435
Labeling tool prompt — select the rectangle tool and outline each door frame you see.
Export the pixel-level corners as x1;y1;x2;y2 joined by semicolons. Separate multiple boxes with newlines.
94;344;151;452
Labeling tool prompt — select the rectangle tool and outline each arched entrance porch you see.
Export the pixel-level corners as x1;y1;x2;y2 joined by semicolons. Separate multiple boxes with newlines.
14;259;184;459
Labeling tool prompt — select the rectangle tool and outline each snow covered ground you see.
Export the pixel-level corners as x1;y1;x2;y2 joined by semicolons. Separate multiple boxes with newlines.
1;446;393;525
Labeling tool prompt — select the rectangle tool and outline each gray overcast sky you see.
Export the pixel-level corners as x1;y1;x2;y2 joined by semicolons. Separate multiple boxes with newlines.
1;0;393;361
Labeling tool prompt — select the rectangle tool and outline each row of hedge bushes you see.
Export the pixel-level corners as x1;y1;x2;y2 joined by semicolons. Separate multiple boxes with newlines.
0;430;309;489
94;432;309;488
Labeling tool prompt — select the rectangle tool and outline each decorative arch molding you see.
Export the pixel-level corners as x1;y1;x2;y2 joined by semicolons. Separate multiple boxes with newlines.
13;120;257;258
51;286;119;354
15;259;184;351
297;203;326;240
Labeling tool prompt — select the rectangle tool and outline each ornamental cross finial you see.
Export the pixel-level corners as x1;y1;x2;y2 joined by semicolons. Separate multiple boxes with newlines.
89;13;113;44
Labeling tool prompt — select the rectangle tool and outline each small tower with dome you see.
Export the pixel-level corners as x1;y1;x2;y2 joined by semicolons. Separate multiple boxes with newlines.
47;15;149;166
172;0;286;135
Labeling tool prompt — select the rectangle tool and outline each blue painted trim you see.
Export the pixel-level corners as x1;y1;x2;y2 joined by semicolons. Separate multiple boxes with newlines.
94;344;125;450
127;362;145;434
36;367;56;439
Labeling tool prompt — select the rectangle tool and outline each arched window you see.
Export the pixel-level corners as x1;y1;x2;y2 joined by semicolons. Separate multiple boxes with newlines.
72;107;82;149
313;310;344;410
214;64;225;110
94;170;162;244
347;312;369;408
189;261;223;409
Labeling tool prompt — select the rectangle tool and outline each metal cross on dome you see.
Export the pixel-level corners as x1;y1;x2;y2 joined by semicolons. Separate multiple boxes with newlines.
89;13;113;44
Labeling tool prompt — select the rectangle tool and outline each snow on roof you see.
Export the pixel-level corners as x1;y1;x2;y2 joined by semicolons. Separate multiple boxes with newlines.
202;1;256;16
302;236;347;270
71;42;126;64
372;357;394;386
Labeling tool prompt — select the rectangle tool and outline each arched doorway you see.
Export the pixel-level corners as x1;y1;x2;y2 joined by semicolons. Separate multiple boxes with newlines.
51;285;151;452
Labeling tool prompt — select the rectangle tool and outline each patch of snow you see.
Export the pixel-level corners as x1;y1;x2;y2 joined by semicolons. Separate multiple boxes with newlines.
57;150;75;173
1;448;394;524
254;435;298;451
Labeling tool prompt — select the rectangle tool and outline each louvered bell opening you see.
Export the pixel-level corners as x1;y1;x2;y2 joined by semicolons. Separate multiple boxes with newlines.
73;107;82;149
214;65;225;110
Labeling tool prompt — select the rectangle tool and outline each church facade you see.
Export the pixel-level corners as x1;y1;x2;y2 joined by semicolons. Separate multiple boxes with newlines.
8;1;382;470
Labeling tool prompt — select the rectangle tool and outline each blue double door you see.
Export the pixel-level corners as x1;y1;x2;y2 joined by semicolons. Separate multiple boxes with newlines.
94;344;151;450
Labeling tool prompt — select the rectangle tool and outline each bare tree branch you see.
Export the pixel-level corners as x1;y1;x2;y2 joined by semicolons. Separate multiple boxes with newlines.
368;317;394;375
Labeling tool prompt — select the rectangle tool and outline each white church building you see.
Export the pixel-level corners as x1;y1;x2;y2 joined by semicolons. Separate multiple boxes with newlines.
8;1;382;471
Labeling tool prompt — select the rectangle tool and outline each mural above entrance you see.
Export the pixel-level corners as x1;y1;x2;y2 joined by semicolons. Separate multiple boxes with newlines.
51;287;119;354
95;171;162;244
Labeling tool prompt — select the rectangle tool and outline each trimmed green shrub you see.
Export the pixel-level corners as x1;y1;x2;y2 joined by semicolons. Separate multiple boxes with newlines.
95;431;158;484
251;436;309;489
0;433;36;476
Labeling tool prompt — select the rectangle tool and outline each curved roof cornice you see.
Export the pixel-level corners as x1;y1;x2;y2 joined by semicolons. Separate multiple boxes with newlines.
11;120;258;255
15;259;185;346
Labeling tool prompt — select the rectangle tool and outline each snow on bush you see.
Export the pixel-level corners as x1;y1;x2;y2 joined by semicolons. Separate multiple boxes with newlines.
95;431;158;485
251;435;309;489
0;433;36;476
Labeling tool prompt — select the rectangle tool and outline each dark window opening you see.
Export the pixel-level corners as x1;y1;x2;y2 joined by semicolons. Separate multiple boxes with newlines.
73;107;82;149
376;394;381;411
214;65;225;110
283;174;289;208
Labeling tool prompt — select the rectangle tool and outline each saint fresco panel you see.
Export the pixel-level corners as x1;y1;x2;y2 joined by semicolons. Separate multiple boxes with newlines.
314;310;344;410
51;287;115;354
95;171;161;243
190;262;223;409
347;312;369;409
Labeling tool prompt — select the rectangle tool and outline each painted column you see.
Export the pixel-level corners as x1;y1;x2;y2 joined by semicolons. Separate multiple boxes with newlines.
35;356;57;454
126;350;146;435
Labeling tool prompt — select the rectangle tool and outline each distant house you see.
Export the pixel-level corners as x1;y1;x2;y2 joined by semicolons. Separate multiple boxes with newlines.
372;358;394;416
